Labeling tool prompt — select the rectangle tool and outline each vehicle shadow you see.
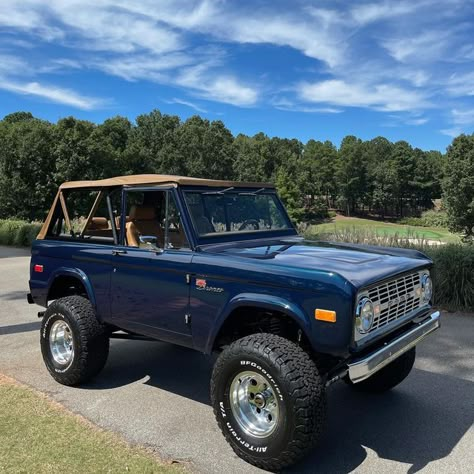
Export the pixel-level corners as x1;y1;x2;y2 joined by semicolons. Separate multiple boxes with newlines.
83;339;215;405
84;340;473;473
288;368;474;473
1;290;28;301
0;321;41;335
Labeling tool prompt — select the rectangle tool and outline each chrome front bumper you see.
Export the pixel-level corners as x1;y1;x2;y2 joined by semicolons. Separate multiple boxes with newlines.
348;311;440;384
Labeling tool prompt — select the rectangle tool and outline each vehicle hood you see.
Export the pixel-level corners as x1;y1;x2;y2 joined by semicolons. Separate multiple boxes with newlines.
201;237;432;289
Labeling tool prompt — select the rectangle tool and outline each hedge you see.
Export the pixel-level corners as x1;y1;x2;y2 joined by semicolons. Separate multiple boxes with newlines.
0;220;42;247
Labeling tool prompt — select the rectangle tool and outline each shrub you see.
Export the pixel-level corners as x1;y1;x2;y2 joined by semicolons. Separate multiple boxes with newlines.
420;210;450;228
304;227;474;311
400;210;449;228
0;220;42;247
422;244;474;311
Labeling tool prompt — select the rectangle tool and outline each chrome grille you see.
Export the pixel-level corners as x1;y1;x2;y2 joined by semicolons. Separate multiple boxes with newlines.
366;271;424;333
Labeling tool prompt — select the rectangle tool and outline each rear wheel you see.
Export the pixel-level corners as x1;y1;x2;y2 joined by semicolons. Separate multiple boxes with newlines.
211;333;326;471
347;348;416;393
40;296;109;386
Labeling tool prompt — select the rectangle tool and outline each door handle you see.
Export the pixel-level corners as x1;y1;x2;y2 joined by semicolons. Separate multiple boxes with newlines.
112;249;127;256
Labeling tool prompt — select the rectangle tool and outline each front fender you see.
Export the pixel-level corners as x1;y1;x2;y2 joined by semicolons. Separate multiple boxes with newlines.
205;292;312;354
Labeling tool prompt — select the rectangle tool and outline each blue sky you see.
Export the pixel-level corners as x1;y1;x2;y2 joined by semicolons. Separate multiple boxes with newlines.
1;0;474;151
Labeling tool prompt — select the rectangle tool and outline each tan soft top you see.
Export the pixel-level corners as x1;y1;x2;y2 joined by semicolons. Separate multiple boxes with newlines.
59;174;274;190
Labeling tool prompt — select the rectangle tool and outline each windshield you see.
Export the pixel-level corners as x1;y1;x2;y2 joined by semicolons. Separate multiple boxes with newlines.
184;190;292;236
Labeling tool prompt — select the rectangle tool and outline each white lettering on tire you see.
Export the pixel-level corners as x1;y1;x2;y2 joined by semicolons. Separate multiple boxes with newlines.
42;313;63;339
225;421;267;453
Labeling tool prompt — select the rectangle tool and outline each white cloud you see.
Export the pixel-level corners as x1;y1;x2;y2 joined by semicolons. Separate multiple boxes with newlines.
382;30;453;63
177;66;258;106
440;108;474;136
440;127;463;137
0;54;31;76
272;98;342;114
398;70;431;87
351;1;420;25
446;71;474;97
451;108;474;125
46;0;181;55
165;98;208;113
113;0;346;67
96;53;196;82
277;105;343;114
0;1;64;41
406;117;429;125
299;79;429;112
0;79;104;109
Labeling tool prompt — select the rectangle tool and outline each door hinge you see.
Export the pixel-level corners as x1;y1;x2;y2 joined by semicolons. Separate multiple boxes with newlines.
185;313;192;325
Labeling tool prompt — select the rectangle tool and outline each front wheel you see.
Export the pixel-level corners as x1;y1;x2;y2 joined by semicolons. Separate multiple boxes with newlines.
210;334;326;471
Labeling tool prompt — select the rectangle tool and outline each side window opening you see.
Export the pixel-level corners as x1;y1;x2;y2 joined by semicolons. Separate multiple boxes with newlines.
46;188;119;244
124;190;189;250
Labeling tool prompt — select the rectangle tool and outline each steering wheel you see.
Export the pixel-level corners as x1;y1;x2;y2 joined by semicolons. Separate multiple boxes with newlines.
238;219;260;231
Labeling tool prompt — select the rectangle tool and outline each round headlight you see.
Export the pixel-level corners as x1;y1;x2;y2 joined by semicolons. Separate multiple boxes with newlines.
356;297;374;334
421;273;433;303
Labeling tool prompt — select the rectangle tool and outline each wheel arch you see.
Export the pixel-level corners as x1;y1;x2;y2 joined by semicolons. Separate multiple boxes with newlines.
206;293;313;354
47;268;97;310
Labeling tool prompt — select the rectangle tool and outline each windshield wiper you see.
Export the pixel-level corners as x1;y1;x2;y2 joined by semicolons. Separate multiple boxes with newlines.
203;187;235;195
238;188;266;196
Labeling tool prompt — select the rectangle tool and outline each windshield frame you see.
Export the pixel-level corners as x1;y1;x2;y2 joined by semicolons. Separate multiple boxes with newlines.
180;185;297;245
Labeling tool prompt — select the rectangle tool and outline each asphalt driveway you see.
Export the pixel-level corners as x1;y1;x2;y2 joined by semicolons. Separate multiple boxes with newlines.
0;246;473;473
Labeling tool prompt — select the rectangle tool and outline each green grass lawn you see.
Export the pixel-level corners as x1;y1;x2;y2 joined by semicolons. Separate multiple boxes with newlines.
307;216;460;243
0;375;182;474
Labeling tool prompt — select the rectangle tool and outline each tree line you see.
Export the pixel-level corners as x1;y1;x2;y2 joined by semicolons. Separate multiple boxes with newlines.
0;110;472;239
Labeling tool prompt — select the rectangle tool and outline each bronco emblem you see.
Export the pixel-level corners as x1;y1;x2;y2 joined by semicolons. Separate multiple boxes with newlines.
388;294;409;307
196;278;224;293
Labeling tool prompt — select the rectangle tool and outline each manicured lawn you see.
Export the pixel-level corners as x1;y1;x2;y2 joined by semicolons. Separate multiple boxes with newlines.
0;375;181;474
307;216;460;243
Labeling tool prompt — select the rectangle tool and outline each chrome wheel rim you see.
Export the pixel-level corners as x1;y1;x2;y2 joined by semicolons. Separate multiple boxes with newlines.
49;320;74;365
230;370;280;438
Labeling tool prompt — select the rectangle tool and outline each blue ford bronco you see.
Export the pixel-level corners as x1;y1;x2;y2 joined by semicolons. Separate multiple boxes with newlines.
28;174;440;470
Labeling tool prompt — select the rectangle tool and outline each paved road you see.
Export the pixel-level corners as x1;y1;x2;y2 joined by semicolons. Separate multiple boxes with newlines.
0;246;473;473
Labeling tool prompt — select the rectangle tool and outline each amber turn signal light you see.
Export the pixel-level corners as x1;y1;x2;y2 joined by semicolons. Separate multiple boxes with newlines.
315;309;336;323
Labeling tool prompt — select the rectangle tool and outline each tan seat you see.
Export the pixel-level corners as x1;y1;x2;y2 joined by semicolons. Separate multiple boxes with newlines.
126;206;163;248
87;217;109;230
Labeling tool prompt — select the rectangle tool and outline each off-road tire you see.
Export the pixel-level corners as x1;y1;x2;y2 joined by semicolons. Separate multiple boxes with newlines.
211;333;326;471
347;347;416;393
40;296;109;386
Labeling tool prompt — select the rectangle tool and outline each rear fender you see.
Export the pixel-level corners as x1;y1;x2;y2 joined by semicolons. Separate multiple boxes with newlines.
47;267;97;311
